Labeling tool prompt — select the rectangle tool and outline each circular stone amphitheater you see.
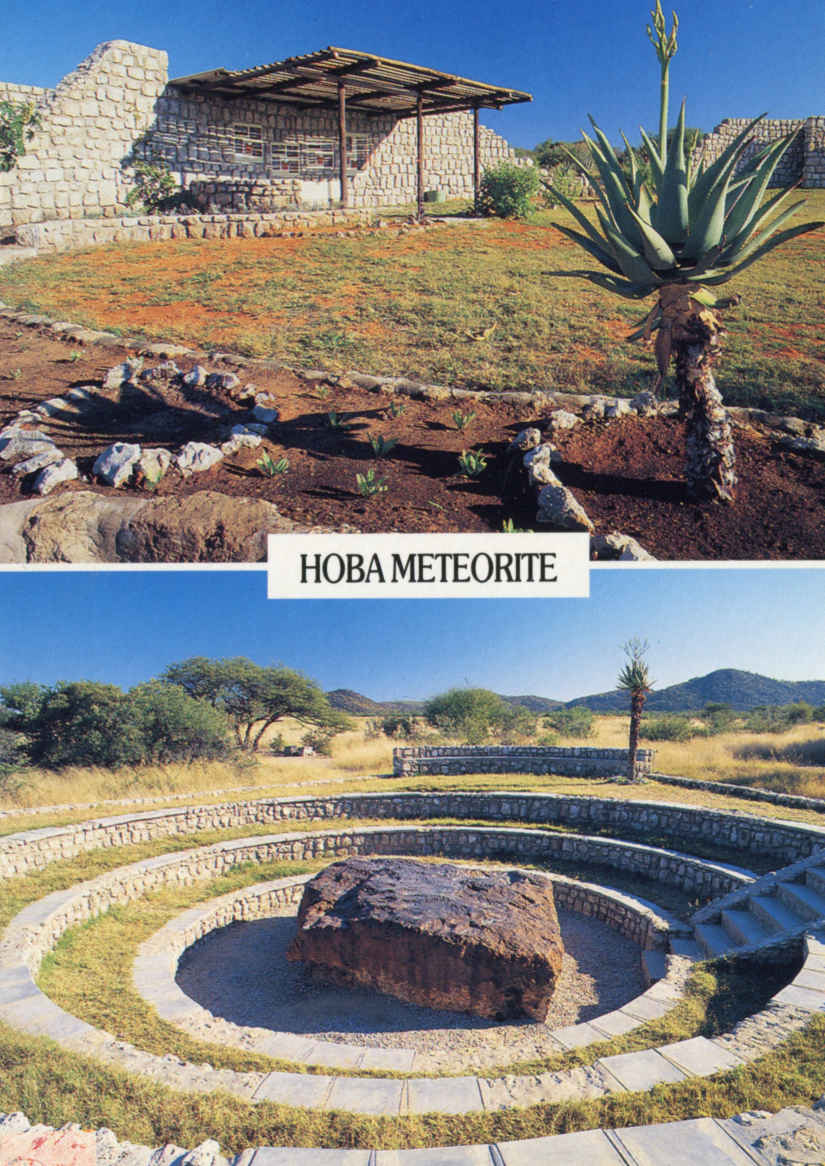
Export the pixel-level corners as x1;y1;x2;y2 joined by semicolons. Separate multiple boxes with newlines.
2;786;825;1165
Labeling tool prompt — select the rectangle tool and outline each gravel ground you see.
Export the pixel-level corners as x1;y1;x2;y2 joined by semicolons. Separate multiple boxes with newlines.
175;905;645;1072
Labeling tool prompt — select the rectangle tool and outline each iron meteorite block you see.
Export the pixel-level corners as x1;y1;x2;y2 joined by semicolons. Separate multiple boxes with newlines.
286;856;564;1020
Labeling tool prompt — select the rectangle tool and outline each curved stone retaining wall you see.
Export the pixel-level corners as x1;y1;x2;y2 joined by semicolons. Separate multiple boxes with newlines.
2;790;823;880
392;745;655;778
134;867;683;1071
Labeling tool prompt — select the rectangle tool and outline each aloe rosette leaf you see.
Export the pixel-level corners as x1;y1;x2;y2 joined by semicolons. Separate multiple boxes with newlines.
545;0;824;504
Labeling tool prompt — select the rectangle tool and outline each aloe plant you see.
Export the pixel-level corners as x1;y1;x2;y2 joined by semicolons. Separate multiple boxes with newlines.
548;2;824;503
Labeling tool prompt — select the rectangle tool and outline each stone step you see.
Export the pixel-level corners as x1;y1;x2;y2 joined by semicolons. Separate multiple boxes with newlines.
694;922;733;958
805;865;825;897
748;893;808;935
642;949;667;984
776;879;825;922
720;908;774;949
669;935;703;961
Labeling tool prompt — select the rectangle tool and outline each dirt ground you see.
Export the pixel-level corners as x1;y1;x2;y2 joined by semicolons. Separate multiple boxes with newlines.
1;316;824;559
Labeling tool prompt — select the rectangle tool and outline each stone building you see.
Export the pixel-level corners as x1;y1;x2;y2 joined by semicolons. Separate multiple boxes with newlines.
0;40;531;234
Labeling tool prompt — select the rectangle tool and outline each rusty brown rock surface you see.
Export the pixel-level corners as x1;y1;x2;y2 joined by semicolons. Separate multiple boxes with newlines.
286;857;564;1020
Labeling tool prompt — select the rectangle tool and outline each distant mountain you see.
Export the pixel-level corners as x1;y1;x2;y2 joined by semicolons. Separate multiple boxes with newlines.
328;670;825;718
566;669;825;713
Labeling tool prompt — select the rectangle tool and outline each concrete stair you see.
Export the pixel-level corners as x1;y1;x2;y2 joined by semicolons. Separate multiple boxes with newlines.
690;859;825;958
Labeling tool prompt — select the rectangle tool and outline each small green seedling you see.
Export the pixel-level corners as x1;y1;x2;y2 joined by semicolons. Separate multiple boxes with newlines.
356;468;388;498
258;452;289;476
327;410;355;430
458;449;488;478
387;399;406;418
501;517;526;533
368;433;398;459
452;409;476;431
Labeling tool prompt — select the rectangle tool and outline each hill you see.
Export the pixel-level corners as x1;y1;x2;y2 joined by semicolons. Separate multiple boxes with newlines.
566;669;825;713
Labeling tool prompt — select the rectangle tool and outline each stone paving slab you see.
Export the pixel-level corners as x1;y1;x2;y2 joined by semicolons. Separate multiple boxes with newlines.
619;994;673;1022
375;1146;492;1166
252;1071;333;1107
247;1149;372;1165
721;1104;825;1165
794;967;825;992
359;1046;418;1072
297;1041;366;1069
591;1009;645;1038
597;1048;688;1092
324;1075;405;1115
612;1116;763;1165
407;1077;484;1115
772;984;825;1010
479;1063;617;1110
657;1036;745;1077
551;1020;608;1049
496;1128;627;1165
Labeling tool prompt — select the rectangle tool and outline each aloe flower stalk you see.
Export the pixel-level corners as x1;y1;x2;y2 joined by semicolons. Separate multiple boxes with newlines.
547;1;824;503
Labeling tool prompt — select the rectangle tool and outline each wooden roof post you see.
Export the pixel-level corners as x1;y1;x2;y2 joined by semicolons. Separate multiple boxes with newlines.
338;80;349;208
417;91;424;221
473;104;481;213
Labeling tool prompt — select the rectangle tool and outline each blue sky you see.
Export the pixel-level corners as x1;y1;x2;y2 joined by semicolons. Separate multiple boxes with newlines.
2;0;822;149
0;568;821;701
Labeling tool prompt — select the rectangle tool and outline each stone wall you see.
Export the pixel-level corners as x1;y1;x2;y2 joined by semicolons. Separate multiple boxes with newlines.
0;39;518;233
695;115;825;187
3;789;824;880
142;89;515;211
14;207;371;252
0;82;49;104
0;40;168;230
393;745;655;779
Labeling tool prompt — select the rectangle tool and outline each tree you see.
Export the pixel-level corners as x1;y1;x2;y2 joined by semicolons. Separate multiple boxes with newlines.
161;656;350;752
129;681;231;763
424;687;535;744
617;639;652;781
547;1;823;503
21;681;145;769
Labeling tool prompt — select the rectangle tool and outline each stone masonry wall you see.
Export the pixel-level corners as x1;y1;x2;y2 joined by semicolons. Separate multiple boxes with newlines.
0;82;49;104
0;39;517;233
393;745;655;779
2;790;823;881
142;89;516;211
0;41;168;231
695;116;824;187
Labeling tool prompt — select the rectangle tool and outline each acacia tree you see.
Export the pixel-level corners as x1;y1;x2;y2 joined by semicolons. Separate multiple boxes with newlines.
617;639;653;782
548;1;823;503
161;656;350;752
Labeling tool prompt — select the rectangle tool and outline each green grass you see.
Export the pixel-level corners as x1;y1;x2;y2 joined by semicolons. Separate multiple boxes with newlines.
1;194;822;415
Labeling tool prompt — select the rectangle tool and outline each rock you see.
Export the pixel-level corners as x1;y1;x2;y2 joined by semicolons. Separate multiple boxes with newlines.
629;391;659;416
134;448;173;486
139;361;181;384
175;442;224;476
524;444;562;487
182;365;207;389
93;442;142;487
221;433;262;455
205;372;241;392
16;491;145;562
119;490;295;562
604;400;632;420
0;431;55;462
251;403;279;425
179;1140;229;1166
287;857;565;1021
11;447;65;476
140;343;196;360
0;1113;31;1134
536;482;594;532
591;532;656;561
33;458;78;495
103;358;142;390
582;397;608;420
509;427;542;453
779;434;825;459
36;396;72;418
547;409;579;431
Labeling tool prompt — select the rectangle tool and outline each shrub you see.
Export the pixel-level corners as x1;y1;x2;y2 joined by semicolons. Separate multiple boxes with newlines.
125;159;179;213
640;715;699;742
544;706;594;738
478;162;541;219
0;100;40;172
701;702;737;734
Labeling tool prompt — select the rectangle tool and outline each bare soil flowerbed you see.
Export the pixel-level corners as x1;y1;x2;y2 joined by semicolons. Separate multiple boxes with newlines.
2;317;825;558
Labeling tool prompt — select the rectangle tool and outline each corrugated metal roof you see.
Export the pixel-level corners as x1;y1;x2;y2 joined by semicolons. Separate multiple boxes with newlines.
170;46;532;116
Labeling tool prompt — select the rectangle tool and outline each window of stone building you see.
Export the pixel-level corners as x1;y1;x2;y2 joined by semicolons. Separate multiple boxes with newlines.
346;133;371;169
270;138;302;173
302;138;337;173
233;124;264;162
269;132;372;175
